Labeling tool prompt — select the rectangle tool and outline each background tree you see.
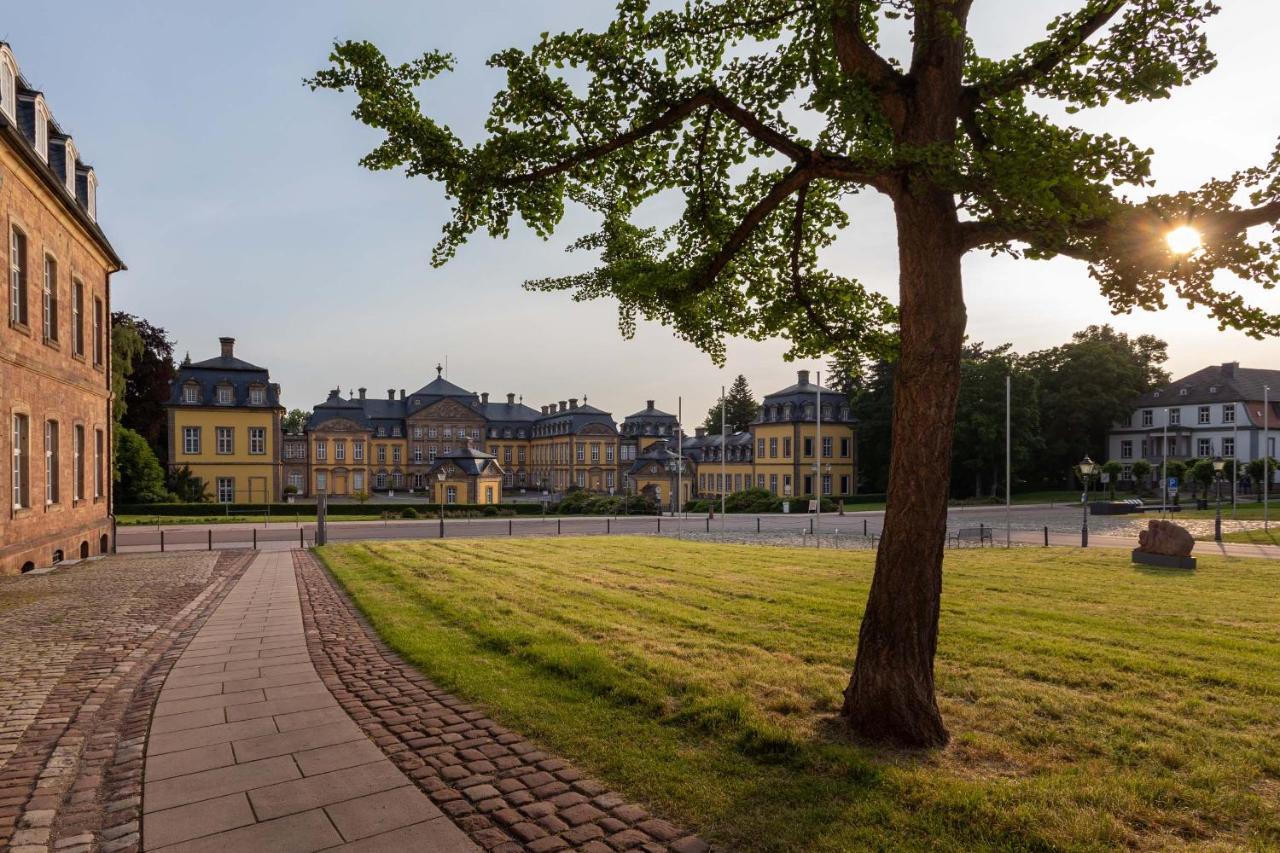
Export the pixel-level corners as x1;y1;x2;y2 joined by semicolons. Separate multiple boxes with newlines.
283;408;309;434
831;354;895;494
1246;457;1278;500
703;374;761;434
167;465;209;503
110;320;145;429
1190;458;1215;503
1025;326;1168;487
1131;459;1152;494
114;427;172;503
312;2;1280;747
112;312;176;459
1101;460;1122;499
950;343;1041;498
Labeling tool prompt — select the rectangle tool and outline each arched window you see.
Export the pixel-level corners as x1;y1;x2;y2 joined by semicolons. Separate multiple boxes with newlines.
34;96;49;162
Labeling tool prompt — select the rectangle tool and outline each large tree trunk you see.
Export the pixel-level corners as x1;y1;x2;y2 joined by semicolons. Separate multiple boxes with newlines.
841;191;966;748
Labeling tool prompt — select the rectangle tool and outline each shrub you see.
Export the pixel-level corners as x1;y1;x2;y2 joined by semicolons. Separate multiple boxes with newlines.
400;507;420;519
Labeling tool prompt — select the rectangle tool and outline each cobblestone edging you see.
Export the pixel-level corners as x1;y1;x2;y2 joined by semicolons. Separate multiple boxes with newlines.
293;550;710;853
0;551;253;853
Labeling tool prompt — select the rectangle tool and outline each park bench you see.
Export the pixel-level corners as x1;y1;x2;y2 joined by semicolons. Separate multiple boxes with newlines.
948;525;993;547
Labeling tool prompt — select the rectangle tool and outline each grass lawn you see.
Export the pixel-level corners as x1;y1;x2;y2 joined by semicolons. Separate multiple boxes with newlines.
1219;528;1280;546
317;538;1280;851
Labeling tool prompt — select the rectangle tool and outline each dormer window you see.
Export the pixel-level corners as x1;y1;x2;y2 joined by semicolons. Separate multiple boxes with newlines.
64;139;77;193
217;385;233;405
34;97;49;163
182;383;200;404
86;171;98;221
1209;386;1218;394
1153;391;1161;398
0;48;15;123
1179;388;1188;396
249;386;265;405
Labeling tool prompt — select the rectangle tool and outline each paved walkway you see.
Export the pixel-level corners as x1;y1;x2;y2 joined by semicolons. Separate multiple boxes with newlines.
141;551;477;852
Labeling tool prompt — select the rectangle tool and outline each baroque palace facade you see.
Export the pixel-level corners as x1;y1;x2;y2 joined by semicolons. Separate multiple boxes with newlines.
168;339;858;509
1;44;123;575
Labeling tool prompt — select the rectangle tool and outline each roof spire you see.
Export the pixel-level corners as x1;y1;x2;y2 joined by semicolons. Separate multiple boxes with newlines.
436;363;443;378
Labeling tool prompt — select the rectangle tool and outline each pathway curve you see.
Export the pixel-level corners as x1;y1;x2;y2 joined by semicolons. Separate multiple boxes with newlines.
141;551;477;852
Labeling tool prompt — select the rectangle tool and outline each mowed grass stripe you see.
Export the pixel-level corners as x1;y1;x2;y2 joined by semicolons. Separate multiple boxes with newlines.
319;538;1280;851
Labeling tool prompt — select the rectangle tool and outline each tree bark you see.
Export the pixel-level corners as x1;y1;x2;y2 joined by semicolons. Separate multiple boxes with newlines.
841;190;966;748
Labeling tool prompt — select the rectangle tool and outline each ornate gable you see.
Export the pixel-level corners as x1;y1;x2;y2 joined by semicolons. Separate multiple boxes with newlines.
314;417;367;434
412;398;483;423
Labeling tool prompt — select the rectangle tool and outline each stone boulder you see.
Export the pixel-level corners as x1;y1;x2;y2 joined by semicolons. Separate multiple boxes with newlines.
1136;519;1195;557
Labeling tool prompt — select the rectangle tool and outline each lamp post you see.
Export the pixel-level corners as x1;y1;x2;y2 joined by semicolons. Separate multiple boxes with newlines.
1265;385;1271;532
1212;456;1225;542
437;470;447;538
1077;454;1097;548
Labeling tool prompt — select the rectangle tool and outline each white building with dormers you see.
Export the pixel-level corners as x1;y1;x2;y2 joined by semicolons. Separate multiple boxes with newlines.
1106;362;1280;484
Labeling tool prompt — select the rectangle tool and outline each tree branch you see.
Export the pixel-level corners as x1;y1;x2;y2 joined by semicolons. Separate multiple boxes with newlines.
959;198;1280;255
831;1;904;95
788;181;837;337
691;165;815;294
503;87;812;185
963;0;1126;106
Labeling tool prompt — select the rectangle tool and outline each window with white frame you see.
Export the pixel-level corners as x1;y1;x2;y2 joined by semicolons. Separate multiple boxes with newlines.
391;426;401;437
183;427;201;455
1198;406;1210;425
249;386;264;405
1169;408;1181;425
12;413;29;508
0;52;15;123
288;472;303;491
316;472;328;492
428;426;437;438
183;383;199;403
72;281;84;356
354;441;364;462
1223;437;1235;457
1223;404;1235;424
315;441;327;461
216;427;233;455
249;427;265;455
576;471;585;488
392;472;402;487
392;447;401;463
413;444;423;463
94;429;103;498
92;298;103;365
519;447;527;464
73;424;84;501
43;420;58;504
353;472;364;492
822;474;832;495
376;445;386;464
34;99;48;161
375;473;386;489
1198;438;1211;457
576;443;585;463
42;256;57;341
446;485;457;504
335;441;345;462
413;426;422;439
217;385;233;404
1141;409;1153;427
428;445;436;461
216;477;234;503
590;444;600;463
10;227;28;326
1120;440;1132;459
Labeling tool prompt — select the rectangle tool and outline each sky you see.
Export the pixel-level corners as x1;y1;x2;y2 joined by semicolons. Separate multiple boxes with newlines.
4;1;1278;420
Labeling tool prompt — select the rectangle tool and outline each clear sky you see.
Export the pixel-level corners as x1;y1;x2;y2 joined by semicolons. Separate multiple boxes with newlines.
5;2;1278;420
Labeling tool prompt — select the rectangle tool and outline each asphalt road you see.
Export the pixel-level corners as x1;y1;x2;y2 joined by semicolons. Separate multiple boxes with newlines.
115;503;1280;560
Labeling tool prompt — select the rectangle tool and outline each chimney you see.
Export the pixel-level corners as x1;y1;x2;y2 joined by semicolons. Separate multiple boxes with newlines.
507;393;516;405
695;427;706;438
481;392;489;404
797;369;810;386
358;388;366;400
647;400;656;410
569;398;578;409
400;389;406;400
219;337;235;359
559;401;567;412
388;389;395;400
541;405;548;415
1222;361;1238;377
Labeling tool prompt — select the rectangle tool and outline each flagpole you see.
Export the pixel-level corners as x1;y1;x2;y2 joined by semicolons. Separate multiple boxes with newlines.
677;396;683;518
816;371;822;549
1232;401;1239;519
1162;412;1168;519
1265;385;1271;531
720;386;727;537
1006;373;1012;549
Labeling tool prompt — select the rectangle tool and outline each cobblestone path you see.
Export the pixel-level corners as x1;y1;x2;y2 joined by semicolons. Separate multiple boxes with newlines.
0;551;252;852
294;551;709;853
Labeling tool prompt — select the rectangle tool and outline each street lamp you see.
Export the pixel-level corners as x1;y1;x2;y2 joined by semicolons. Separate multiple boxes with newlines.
1077;454;1097;547
437;470;447;538
665;455;683;516
1212;456;1225;542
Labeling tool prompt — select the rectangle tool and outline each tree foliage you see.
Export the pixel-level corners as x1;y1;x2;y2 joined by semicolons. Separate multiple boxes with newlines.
113;312;177;458
283;408;309;434
703;374;761;433
114;426;172;504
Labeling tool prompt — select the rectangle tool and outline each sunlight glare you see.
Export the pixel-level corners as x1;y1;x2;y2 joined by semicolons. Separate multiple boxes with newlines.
1166;225;1202;255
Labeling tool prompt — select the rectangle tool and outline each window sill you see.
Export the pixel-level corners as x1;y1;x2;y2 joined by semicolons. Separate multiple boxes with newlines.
12;506;32;519
43;335;61;351
72;351;86;363
10;320;31;335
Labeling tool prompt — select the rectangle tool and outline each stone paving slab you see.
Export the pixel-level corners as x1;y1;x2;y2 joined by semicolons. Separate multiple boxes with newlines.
142;551;479;852
0;550;254;852
293;550;710;853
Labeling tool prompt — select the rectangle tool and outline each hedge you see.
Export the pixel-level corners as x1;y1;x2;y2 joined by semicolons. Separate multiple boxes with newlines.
117;501;552;517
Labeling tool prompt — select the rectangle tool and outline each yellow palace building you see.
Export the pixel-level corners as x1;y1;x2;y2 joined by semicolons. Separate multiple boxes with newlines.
167;343;857;506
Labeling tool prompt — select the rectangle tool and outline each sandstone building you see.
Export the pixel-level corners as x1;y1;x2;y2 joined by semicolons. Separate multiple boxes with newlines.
1;44;124;575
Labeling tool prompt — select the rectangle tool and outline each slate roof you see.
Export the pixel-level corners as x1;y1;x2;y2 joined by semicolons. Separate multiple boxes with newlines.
168;365;282;408
305;389;371;430
757;370;854;424
1134;363;1280;409
408;369;479;410
0;43;123;269
621;400;681;438
187;354;267;372
627;439;686;476
534;403;619;436
426;442;503;477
